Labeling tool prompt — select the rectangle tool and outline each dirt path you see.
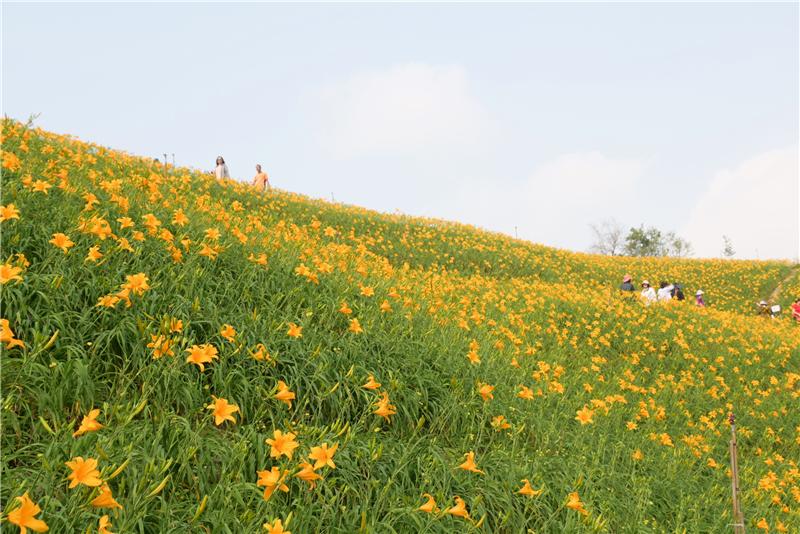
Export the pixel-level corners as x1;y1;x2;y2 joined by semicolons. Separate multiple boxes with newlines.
767;264;800;303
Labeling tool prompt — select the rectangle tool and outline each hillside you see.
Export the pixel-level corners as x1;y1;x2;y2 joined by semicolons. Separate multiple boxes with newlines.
1;118;798;533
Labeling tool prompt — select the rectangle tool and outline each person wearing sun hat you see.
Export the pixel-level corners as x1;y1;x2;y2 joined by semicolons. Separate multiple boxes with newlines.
695;289;705;307
640;280;656;304
620;274;635;292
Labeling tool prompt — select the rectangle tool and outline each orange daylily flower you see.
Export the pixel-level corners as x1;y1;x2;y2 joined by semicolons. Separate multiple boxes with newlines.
274;380;296;408
98;515;114;534
257;467;289;501
1;319;25;349
308;442;338;470
457;451;484;474
373;391;396;420
348;318;363;334
419;493;439;513
207;396;239;426
0;203;21;221
518;479;543;497
6;492;49;533
122;273;149;295
0;262;23;284
566;491;589;516
286;323;302;338
266;430;299;459
185;344;218;372
91;484;122;509
517;386;534;400
85;245;103;262
220;324;236;342
263;518;291;534
294;461;322;489
446;496;470;520
65;456;103;488
478;383;494;401
362;375;381;390
49;233;74;253
73;409;103;437
575;406;594;425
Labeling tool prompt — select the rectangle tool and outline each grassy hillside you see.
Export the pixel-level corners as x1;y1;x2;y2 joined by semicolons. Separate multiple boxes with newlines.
1;119;798;533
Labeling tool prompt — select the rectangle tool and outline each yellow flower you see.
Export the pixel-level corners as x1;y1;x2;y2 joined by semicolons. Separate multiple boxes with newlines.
274;380;296;408
756;518;769;531
121;273;149;295
0;262;23;284
348;318;363;334
362;375;381;390
477;383;494;401
360;285;374;297
632;449;644;461
518;479;543;497
295;461;322;489
575;406;594;425
220;324;237;342
65;456;103;488
207;396;240;426
286;322;302;338
185;344;218;372
91;484;122;509
0;318;25;349
6;492;49;533
566;491;589;516
98;515;114;534
418;493;439;513
491;415;511;431
85;245;103;262
373;391;396;420
73;409;103;437
339;301;352;315
0;203;21;222
49;233;74;253
517;385;534;400
257;467;289;501
457;451;484;474
445;496;470;520
308;442;338;470
266;430;299;459
263;518;291;534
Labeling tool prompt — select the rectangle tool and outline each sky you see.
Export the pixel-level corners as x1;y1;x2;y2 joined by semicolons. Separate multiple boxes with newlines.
3;2;798;260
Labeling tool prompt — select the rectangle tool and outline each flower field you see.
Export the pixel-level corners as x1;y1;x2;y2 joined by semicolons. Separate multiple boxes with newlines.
1;118;798;533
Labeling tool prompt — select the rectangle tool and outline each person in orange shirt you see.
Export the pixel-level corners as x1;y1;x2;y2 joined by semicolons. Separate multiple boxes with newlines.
252;164;270;192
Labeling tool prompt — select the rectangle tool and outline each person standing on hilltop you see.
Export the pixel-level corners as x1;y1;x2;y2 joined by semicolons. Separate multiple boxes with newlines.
695;289;706;307
640;280;657;304
252;164;270;192
620;274;635;292
214;156;230;180
791;298;800;322
657;281;674;302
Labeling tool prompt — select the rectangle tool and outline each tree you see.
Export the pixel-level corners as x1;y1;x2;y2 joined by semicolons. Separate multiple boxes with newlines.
665;232;694;258
589;219;625;256
722;235;736;258
618;225;693;258
623;225;665;257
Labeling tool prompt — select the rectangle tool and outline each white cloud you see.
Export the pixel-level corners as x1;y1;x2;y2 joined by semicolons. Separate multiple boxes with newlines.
315;63;496;158
445;152;645;250
682;147;799;260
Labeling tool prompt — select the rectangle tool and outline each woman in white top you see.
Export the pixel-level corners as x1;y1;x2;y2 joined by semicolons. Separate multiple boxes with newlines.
640;280;657;304
214;156;230;180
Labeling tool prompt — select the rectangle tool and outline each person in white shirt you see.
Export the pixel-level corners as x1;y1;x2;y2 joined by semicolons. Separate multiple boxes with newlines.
640;280;657;304
657;281;674;302
214;156;230;180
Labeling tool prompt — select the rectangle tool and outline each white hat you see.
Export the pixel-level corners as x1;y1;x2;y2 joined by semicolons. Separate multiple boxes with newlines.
696;290;704;296
641;280;650;286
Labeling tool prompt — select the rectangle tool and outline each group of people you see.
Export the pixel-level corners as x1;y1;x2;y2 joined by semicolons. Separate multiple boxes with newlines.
213;156;271;192
620;274;704;306
621;274;800;322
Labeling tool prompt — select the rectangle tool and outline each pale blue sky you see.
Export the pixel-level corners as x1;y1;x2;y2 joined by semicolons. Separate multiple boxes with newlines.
3;2;798;259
